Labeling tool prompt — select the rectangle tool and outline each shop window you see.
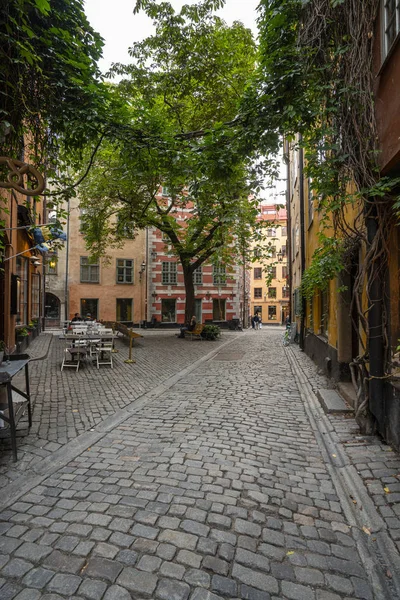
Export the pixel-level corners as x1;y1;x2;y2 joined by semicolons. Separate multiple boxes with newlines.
116;298;133;323
268;306;277;320
213;298;226;320
161;298;176;322
81;299;99;320
31;273;40;319
16;257;28;324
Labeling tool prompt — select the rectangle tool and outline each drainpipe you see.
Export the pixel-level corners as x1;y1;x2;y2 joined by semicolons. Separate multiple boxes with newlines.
285;142;292;322
64;197;70;321
299;137;306;350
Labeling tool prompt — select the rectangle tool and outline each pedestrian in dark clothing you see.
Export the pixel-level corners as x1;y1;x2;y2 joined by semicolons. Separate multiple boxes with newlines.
178;316;197;338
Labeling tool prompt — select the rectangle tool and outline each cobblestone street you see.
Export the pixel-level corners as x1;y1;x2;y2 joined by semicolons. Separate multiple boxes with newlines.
1;328;400;599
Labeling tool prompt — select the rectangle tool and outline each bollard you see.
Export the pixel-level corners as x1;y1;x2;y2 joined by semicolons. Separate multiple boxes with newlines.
124;329;136;364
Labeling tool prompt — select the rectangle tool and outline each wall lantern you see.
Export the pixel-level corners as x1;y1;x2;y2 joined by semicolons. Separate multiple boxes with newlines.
152;291;157;300
205;291;211;300
151;250;157;260
277;251;283;262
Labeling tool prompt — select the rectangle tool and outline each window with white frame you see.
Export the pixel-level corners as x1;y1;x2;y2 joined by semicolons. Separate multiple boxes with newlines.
193;266;202;285
162;261;177;284
116;259;134;284
382;0;400;59
213;264;226;285
80;257;99;283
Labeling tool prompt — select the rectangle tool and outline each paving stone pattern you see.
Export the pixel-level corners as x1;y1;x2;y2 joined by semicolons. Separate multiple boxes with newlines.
0;329;382;599
290;342;400;558
0;331;229;485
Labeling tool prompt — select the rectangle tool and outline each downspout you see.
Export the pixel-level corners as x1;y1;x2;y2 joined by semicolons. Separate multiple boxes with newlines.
299;137;306;350
285;142;292;321
144;227;149;327
64;197;70;321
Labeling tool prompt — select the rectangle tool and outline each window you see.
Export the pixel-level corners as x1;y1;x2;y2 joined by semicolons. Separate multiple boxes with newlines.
282;266;288;279
268;287;277;298
213;298;226;320
282;286;290;299
116;298;133;323
253;247;262;259
382;0;400;59
267;228;277;237
162;262;177;285
46;252;57;275
194;266;203;285
254;267;262;279
308;177;314;225
81;298;98;320
161;186;170;197
281;244;287;257
16;257;28;324
268;306;277;320
213;264;226;286
270;266;277;279
31;274;40;319
117;216;135;239
80;257;99;283
254;288;262;299
281;226;287;236
161;298;176;322
79;208;93;234
116;259;134;284
194;298;202;322
270;246;276;259
320;289;329;336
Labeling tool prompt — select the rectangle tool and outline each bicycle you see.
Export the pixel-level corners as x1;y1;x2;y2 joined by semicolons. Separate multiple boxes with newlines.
283;327;290;346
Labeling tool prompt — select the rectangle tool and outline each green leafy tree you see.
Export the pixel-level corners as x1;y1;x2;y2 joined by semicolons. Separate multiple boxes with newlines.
0;0;106;161
79;0;267;322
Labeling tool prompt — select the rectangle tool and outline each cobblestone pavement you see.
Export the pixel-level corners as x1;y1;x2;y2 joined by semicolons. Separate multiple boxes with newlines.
0;328;399;599
288;343;400;565
0;330;233;486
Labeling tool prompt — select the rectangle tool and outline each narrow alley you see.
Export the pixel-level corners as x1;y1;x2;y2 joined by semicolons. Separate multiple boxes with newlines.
0;329;399;600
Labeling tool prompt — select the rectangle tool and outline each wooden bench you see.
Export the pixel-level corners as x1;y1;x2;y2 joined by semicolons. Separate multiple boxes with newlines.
184;323;204;341
100;321;144;343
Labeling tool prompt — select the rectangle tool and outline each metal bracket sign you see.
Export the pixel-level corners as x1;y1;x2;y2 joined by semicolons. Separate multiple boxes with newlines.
0;157;45;196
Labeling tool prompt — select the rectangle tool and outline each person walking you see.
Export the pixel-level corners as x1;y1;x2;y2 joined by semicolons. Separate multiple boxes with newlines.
253;312;260;330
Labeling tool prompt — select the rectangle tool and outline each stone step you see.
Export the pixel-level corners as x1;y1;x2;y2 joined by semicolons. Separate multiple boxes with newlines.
316;388;354;414
337;381;357;409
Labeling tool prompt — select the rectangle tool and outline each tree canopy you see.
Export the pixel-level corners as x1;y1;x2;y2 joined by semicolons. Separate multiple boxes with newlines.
78;0;273;320
0;0;107;162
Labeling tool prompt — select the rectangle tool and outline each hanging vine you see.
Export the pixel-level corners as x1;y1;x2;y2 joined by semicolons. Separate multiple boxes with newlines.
253;0;400;429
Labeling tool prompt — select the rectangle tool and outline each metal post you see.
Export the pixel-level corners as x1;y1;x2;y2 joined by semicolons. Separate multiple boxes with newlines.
124;330;136;364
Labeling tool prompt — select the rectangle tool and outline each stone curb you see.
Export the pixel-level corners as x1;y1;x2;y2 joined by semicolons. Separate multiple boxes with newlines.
0;332;244;510
27;333;53;362
286;344;400;600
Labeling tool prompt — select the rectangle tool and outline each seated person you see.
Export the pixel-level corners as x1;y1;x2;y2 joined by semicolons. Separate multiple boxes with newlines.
84;313;94;322
71;313;83;322
178;315;197;338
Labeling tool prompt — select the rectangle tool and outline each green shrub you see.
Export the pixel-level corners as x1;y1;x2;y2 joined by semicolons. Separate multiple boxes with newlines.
201;325;221;341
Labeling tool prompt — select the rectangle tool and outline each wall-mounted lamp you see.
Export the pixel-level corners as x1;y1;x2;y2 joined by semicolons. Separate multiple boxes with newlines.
151;250;157;260
277;251;283;262
152;291;157;300
48;258;56;269
205;291;211;300
33;261;41;267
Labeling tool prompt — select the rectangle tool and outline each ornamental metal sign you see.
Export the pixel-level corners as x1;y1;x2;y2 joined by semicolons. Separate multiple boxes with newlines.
0;157;45;196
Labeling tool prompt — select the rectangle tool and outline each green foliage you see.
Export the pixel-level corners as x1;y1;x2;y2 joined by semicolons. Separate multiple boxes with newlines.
78;1;261;319
201;324;221;340
0;0;107;160
300;237;345;301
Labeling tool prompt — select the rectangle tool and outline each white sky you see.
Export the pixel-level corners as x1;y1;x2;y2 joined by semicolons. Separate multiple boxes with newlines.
84;0;260;73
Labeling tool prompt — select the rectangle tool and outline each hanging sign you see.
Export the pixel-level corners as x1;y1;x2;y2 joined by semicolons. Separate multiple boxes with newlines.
0;157;45;196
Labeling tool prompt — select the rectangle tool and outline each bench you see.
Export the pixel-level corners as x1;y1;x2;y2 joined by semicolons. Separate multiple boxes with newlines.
100;321;143;343
184;323;204;341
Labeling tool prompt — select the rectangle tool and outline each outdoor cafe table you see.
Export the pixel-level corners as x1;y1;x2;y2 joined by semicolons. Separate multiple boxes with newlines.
0;354;32;462
61;333;118;360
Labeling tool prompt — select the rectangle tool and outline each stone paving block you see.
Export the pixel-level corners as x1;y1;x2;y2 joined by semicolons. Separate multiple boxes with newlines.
46;573;82;596
183;568;210;588
117;567;158;596
85;557;123;582
78;578;108;599
190;588;223;600
21;566;55;588
211;574;237;596
2;558;33;578
232;563;279;594
103;584;132;600
240;585;271;600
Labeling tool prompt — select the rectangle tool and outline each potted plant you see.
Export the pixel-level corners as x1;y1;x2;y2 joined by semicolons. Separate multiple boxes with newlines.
0;341;5;366
201;324;221;341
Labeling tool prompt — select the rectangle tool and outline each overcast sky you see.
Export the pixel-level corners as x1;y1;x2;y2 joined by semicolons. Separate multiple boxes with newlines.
84;0;260;73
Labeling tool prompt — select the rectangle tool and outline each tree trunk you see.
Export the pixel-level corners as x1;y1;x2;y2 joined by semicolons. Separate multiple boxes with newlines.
183;266;195;324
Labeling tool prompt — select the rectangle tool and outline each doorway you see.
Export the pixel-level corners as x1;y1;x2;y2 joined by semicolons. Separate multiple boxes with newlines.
45;293;61;327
